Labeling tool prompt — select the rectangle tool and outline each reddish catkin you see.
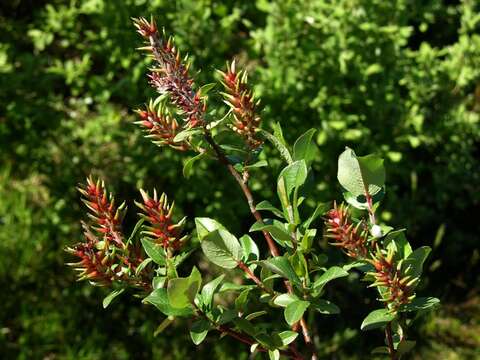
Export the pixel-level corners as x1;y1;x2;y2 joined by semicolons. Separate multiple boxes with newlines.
68;177;150;288
134;100;189;151
324;202;369;259
367;248;417;311
135;189;188;251
77;176;126;248
218;60;263;148
133;17;205;128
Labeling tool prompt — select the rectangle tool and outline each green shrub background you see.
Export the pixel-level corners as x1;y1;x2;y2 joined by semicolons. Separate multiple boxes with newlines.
1;0;479;359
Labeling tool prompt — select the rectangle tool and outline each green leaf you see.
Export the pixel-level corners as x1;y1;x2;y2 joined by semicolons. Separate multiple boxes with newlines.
153;317;174;337
199;82;216;95
302;202;329;230
260;127;293;164
244;159;268;170
337;148;385;197
245;310;268;321
293;129;317;165
235;288;252;311
343;189;385;210
277;331;298;346
135;257;153;276
268;349;280;360
143;288;193;317
273;293;299;307
402;246;431;281
284;300;310;326
141;238;166;265
384;230;412;259
103;288;125;309
313;266;349;293
219;283;256;293
250;220;292;244
201;229;243;269
195;217;227;240
167;267;202;309
256;200;285;218
239;234;259;262
183;152;206;178
190;319;210;345
277;160;308;202
201;274;225;309
173;128;202;143
399;297;440;312
126;218;145;244
312;299;340;314
259;256;302;287
360;309;395;331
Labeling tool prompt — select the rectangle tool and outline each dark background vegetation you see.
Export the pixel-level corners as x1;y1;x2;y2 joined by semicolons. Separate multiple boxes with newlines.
1;0;479;359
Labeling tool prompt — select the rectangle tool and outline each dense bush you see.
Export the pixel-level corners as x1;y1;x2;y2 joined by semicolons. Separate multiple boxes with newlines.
0;0;478;359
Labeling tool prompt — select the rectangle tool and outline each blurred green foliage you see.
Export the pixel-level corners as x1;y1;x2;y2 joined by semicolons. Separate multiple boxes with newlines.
0;0;478;358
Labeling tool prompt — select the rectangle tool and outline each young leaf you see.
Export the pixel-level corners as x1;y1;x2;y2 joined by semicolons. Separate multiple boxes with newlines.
135;257;153;276
273;293;299;307
402;246;431;280
311;299;340;314
399;297;440;312
199;82;216;95
245;310;268;321
260;125;293;165
360;309;395;331
195;217;227;240
190;319;210;345
384;230;412;259
141;238;166;265
302;202;329;230
256;200;285;219
313;266;349;293
183;152;206;178
284;300;310;326
103;288;125;309
126;218;145;244
167;266;202;309
201;229;243;269
239;234;259;262
337;147;385;198
277;331;298;346
250;220;292;244
173;128;202;143
201;274;225;309
277;160;308;202
259;256;302;287
293;129;317;165
268;349;280;360
143;288;193;317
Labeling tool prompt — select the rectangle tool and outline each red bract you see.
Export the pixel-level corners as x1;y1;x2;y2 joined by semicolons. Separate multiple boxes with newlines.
77;176;126;248
68;177;151;289
134;100;189;151
367;247;416;311
133;17;205;128
135;189;187;251
218;61;262;148
324;202;369;258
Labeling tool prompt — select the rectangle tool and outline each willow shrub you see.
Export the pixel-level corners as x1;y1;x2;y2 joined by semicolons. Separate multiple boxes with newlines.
67;17;440;360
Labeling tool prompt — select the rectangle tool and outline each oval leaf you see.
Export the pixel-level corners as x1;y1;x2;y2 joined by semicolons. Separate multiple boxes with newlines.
284;300;310;326
201;229;243;269
338;147;385;197
361;309;395;331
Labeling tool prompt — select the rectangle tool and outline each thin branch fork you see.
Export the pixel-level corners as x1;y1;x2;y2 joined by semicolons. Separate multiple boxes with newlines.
203;128;318;359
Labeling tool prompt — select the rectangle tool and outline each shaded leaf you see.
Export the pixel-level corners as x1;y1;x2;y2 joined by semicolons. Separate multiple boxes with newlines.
361;309;395;331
